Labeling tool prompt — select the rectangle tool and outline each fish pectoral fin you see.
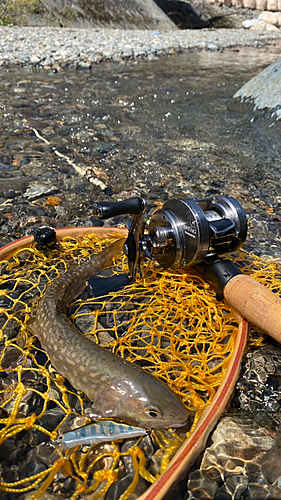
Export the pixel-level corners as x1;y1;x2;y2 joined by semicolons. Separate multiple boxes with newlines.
25;319;37;337
92;386;127;418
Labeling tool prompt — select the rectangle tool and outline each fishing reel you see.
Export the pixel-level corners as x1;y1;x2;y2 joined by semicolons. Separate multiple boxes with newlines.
93;196;247;295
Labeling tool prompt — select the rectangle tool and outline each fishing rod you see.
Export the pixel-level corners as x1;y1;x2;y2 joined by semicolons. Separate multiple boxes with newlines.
93;195;281;343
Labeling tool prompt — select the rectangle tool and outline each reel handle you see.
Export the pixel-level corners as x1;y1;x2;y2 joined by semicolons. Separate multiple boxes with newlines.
224;274;281;343
94;197;145;219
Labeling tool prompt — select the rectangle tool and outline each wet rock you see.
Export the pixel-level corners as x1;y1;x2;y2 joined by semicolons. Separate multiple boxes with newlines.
229;55;281;125
23;183;59;200
105;471;150;500
225;474;248;499
74;306;97;333
0;438;19;464
267;476;281;499
57;414;89;434
38;407;66;432
188;469;219;499
21;442;59;476
1;345;25;370
247;482;269;499
233;345;281;426
190;415;273;500
3;464;20;483
260;423;281;483
19;492;60;500
121;434;155;473
206;416;273;454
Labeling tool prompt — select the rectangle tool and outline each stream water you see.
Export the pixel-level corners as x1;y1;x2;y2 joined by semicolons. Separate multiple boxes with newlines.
0;44;281;257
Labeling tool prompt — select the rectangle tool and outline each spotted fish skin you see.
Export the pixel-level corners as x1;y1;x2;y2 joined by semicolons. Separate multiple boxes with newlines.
35;238;190;429
55;420;148;449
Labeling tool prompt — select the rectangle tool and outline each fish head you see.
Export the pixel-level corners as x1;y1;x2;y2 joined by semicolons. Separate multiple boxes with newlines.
93;372;191;429
123;372;191;429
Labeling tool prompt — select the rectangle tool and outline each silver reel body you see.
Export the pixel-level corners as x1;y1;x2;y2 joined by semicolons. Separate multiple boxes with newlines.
93;195;247;280
148;196;247;269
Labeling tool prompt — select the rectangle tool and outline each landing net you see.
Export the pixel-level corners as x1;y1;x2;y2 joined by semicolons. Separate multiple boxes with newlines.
0;233;279;500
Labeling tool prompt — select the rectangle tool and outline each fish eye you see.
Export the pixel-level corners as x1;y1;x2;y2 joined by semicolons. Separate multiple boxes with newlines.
57;435;64;441
144;406;162;419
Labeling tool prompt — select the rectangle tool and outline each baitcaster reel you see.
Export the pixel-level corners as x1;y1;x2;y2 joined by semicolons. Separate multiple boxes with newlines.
93;195;281;348
93;195;247;300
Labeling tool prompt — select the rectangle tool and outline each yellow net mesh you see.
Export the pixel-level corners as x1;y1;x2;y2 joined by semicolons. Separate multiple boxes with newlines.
0;233;279;500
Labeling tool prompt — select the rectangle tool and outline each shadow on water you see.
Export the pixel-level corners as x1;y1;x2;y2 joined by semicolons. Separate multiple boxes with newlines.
0;45;281;257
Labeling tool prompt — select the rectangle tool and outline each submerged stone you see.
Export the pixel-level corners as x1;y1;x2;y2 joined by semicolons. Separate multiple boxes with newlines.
228;57;281;126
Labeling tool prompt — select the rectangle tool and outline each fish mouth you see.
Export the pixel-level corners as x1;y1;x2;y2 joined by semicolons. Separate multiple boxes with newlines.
138;414;190;430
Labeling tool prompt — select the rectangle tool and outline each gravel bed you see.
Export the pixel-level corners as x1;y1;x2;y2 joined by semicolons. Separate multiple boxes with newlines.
0;26;281;68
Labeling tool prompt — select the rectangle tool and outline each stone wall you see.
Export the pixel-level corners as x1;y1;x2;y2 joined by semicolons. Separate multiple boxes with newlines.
206;0;281;14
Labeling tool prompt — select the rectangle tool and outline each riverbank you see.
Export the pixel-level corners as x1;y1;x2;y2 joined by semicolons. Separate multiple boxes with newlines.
1;26;281;68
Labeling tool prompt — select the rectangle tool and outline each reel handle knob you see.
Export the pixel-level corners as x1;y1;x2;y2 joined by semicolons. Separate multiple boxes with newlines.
93;197;146;219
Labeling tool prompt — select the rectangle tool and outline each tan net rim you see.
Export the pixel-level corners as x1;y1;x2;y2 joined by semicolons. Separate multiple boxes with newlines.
0;226;248;500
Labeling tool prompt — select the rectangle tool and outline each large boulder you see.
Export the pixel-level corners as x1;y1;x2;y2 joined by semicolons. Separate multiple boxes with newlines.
1;0;176;29
228;57;281;125
0;0;239;29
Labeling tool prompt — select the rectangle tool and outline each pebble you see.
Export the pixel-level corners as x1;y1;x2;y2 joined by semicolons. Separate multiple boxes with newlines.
0;27;281;68
242;18;261;27
23;183;58;200
207;42;220;50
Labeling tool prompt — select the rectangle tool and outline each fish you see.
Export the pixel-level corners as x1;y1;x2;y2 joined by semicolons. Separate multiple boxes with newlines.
34;238;190;429
54;420;148;449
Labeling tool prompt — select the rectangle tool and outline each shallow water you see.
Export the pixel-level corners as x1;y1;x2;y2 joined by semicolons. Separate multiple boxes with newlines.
1;44;281;257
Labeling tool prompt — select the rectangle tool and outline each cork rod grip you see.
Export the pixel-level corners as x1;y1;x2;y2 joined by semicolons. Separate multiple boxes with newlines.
224;274;281;343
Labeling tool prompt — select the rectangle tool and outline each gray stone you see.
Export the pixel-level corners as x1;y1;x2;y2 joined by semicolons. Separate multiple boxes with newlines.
188;469;219;499
266;476;281;499
4;0;176;31
29;55;41;64
242;18;260;28
23;183;58;200
207;43;219;51
229;57;281;122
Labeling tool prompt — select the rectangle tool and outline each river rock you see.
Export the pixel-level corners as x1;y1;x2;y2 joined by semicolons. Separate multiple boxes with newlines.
266;0;279;9
259;10;278;25
6;0;176;30
228;56;281;125
189;415;273;499
256;0;267;8
242;18;261;27
249;20;280;29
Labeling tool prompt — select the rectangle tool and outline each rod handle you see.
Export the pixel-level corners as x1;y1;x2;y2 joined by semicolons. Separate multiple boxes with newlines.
224;274;281;343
